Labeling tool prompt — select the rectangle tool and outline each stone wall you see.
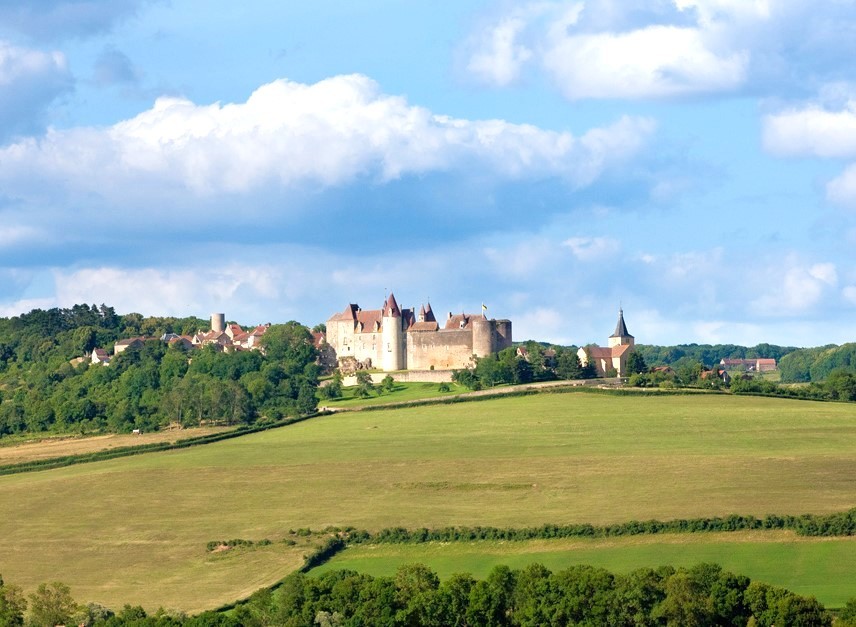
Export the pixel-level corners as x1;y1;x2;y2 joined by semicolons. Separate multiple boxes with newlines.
407;329;475;370
342;369;453;386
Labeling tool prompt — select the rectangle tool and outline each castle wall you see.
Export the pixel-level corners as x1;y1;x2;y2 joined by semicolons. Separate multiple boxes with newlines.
407;329;475;370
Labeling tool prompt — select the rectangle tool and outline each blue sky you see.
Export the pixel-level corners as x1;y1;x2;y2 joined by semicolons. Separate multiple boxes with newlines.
1;0;855;347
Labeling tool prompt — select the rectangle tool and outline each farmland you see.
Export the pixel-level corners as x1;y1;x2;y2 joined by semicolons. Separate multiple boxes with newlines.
0;391;854;612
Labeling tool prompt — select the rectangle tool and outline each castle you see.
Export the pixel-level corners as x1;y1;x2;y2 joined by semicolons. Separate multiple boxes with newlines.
578;308;635;377
326;293;512;372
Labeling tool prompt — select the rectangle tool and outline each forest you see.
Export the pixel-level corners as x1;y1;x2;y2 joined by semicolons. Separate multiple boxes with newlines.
0;304;319;437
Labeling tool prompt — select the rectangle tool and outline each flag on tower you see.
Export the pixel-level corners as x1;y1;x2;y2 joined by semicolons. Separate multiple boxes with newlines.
482;303;488;313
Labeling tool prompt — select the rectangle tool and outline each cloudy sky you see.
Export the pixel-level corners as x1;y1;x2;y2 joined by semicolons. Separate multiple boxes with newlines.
1;0;855;347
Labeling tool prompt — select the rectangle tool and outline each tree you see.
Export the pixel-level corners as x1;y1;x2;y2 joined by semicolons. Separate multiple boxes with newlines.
27;582;78;627
320;371;343;400
355;371;375;398
380;374;396;395
626;350;648;375
260;322;317;375
0;575;26;627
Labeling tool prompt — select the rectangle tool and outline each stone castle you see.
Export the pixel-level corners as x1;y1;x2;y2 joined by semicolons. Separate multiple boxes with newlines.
326;293;512;372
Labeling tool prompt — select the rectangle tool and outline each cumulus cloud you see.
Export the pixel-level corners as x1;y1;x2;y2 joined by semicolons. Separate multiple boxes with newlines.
0;0;153;40
763;103;856;158
0;74;656;204
763;98;856;208
462;0;856;101
0;41;72;142
542;25;747;100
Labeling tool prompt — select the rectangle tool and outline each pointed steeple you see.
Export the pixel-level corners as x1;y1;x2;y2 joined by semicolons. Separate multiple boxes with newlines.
422;302;436;322
384;292;401;318
610;307;632;339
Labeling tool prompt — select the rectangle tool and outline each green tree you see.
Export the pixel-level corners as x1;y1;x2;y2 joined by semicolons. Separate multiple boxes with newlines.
27;582;78;627
380;374;396;395
355;371;375;398
0;575;26;627
626;350;648;375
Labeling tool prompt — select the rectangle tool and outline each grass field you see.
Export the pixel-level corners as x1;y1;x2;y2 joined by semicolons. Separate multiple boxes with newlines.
319;381;467;408
0;392;853;612
0;426;234;465
312;531;856;607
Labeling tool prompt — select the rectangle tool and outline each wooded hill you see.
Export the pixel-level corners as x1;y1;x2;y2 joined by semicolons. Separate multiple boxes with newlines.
0;304;319;438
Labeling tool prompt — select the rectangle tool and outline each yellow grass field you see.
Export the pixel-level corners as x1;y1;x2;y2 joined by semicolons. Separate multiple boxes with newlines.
0;392;853;612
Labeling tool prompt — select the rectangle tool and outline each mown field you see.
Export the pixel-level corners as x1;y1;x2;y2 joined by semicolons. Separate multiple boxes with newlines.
0;391;854;612
0;425;234;465
312;531;856;607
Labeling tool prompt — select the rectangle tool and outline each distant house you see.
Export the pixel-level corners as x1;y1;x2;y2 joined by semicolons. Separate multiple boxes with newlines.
719;358;777;372
702;369;731;384
578;309;636;377
113;337;146;355
91;348;111;365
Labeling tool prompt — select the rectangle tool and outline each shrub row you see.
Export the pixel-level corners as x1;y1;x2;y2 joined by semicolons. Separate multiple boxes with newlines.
344;509;856;544
206;538;273;552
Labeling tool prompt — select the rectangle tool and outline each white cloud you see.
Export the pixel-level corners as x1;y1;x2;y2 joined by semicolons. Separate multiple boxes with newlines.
465;14;534;86
0;41;72;141
826;163;856;208
843;286;856;305
513;307;567;343
463;1;856;101
542;25;747;100
0;74;655;204
763;103;856;158
751;262;839;316
563;236;620;261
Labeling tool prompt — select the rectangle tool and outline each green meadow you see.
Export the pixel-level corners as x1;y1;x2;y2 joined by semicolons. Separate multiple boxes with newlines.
312;532;856;608
0;392;854;611
319;380;467;408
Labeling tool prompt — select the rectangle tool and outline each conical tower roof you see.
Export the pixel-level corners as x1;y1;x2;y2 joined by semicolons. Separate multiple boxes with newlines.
422;302;436;322
610;308;633;339
384;292;402;318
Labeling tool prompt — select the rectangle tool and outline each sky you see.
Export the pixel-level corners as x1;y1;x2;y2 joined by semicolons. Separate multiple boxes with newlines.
1;0;855;347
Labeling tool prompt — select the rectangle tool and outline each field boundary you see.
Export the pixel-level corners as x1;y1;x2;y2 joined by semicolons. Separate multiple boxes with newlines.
212;507;856;613
0;413;322;476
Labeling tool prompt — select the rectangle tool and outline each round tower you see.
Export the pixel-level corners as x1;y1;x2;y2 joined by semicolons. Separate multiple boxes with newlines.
381;293;405;371
211;313;225;334
471;317;494;358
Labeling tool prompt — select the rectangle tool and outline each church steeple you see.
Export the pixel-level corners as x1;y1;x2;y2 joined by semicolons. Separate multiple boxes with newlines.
608;307;634;348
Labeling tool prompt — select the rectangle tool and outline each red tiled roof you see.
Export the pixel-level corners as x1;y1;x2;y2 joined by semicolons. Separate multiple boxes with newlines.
409;321;439;332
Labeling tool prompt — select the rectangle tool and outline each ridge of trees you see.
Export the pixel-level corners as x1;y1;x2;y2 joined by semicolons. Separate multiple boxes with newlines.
2;562;847;626
0;305;320;438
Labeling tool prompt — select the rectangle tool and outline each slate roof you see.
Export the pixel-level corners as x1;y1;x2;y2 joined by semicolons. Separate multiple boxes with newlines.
610;308;633;339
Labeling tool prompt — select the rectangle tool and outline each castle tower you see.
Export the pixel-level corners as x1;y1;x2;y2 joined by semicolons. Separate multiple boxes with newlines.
381;292;405;371
607;308;634;349
471;317;494;358
211;313;225;334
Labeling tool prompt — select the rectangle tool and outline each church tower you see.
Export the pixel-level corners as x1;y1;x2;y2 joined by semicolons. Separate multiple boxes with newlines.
381;293;405;371
607;308;634;349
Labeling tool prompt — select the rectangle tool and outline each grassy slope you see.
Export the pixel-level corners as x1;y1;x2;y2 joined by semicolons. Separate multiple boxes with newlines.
318;381;467;408
0;392;853;611
313;532;856;608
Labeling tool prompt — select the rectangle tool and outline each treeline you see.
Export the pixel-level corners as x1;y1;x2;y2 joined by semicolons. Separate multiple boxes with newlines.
238;562;837;627
730;370;856;402
778;343;856;382
452;346;597;390
0;305;320;437
635;343;797;369
3;563;846;626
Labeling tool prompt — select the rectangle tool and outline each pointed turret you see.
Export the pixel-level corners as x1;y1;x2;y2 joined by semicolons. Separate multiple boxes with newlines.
384;292;401;318
608;307;634;348
422;302;436;323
